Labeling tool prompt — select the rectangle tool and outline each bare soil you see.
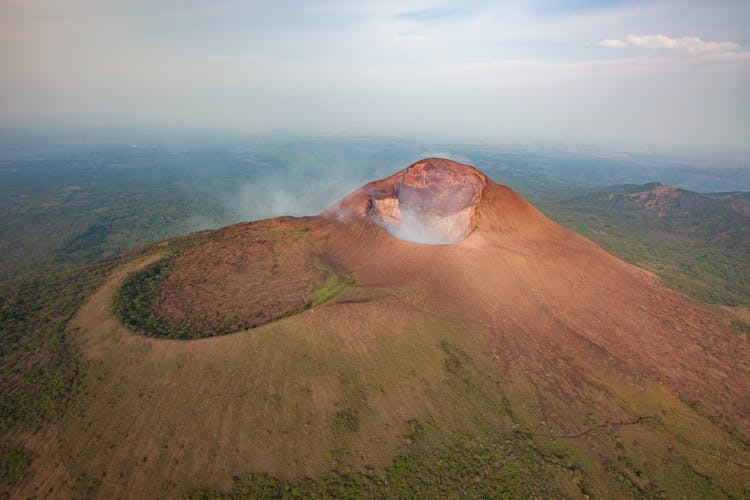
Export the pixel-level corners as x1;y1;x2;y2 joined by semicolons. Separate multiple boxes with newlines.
155;217;335;335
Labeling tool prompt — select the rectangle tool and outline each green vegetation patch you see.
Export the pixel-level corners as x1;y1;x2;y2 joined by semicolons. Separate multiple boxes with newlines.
732;318;750;336
0;447;31;491
330;371;368;440
313;273;356;305
187;432;569;499
112;255;181;338
439;339;469;376
0;259;121;432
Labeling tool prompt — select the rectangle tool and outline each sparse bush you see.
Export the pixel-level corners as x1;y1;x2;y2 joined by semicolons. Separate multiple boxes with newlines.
0;258;120;431
113;256;183;339
731;318;750;336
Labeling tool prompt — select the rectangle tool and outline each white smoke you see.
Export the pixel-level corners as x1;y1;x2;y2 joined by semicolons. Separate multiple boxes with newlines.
225;177;363;220
373;206;469;245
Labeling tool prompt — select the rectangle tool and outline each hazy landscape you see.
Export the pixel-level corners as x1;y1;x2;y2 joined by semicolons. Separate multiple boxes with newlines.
2;131;748;305
2;132;750;497
2;0;750;498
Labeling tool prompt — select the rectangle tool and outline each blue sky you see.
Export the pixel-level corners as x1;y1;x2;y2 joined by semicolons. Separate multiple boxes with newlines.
1;0;748;150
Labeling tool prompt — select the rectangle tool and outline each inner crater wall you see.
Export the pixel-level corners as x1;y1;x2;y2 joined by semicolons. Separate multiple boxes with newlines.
365;159;486;245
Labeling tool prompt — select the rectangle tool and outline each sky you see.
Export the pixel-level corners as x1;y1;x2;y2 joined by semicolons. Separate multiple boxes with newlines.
1;0;749;150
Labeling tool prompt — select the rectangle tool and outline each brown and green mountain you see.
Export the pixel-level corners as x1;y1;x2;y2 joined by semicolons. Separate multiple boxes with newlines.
570;182;750;247
3;159;750;498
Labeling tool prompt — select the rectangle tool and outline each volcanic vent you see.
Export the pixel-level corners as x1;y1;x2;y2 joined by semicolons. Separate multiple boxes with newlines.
329;158;487;244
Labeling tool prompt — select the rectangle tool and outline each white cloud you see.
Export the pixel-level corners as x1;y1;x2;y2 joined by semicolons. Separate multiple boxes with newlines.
392;34;427;42
599;39;628;48
599;34;741;53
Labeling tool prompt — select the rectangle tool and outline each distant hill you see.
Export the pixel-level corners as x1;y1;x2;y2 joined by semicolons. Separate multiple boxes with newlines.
569;182;750;248
537;183;750;307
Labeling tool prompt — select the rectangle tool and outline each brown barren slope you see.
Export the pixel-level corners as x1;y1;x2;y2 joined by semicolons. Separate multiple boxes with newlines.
325;159;750;439
8;158;750;498
154;217;339;336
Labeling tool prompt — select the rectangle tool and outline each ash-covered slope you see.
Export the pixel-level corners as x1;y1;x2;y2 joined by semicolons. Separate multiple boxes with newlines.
13;158;750;498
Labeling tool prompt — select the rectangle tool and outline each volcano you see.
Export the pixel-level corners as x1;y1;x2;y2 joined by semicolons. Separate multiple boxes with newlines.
14;158;750;497
328;158;488;244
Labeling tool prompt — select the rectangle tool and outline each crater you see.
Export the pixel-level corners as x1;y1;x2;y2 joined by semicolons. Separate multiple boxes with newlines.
364;159;486;244
114;219;354;339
